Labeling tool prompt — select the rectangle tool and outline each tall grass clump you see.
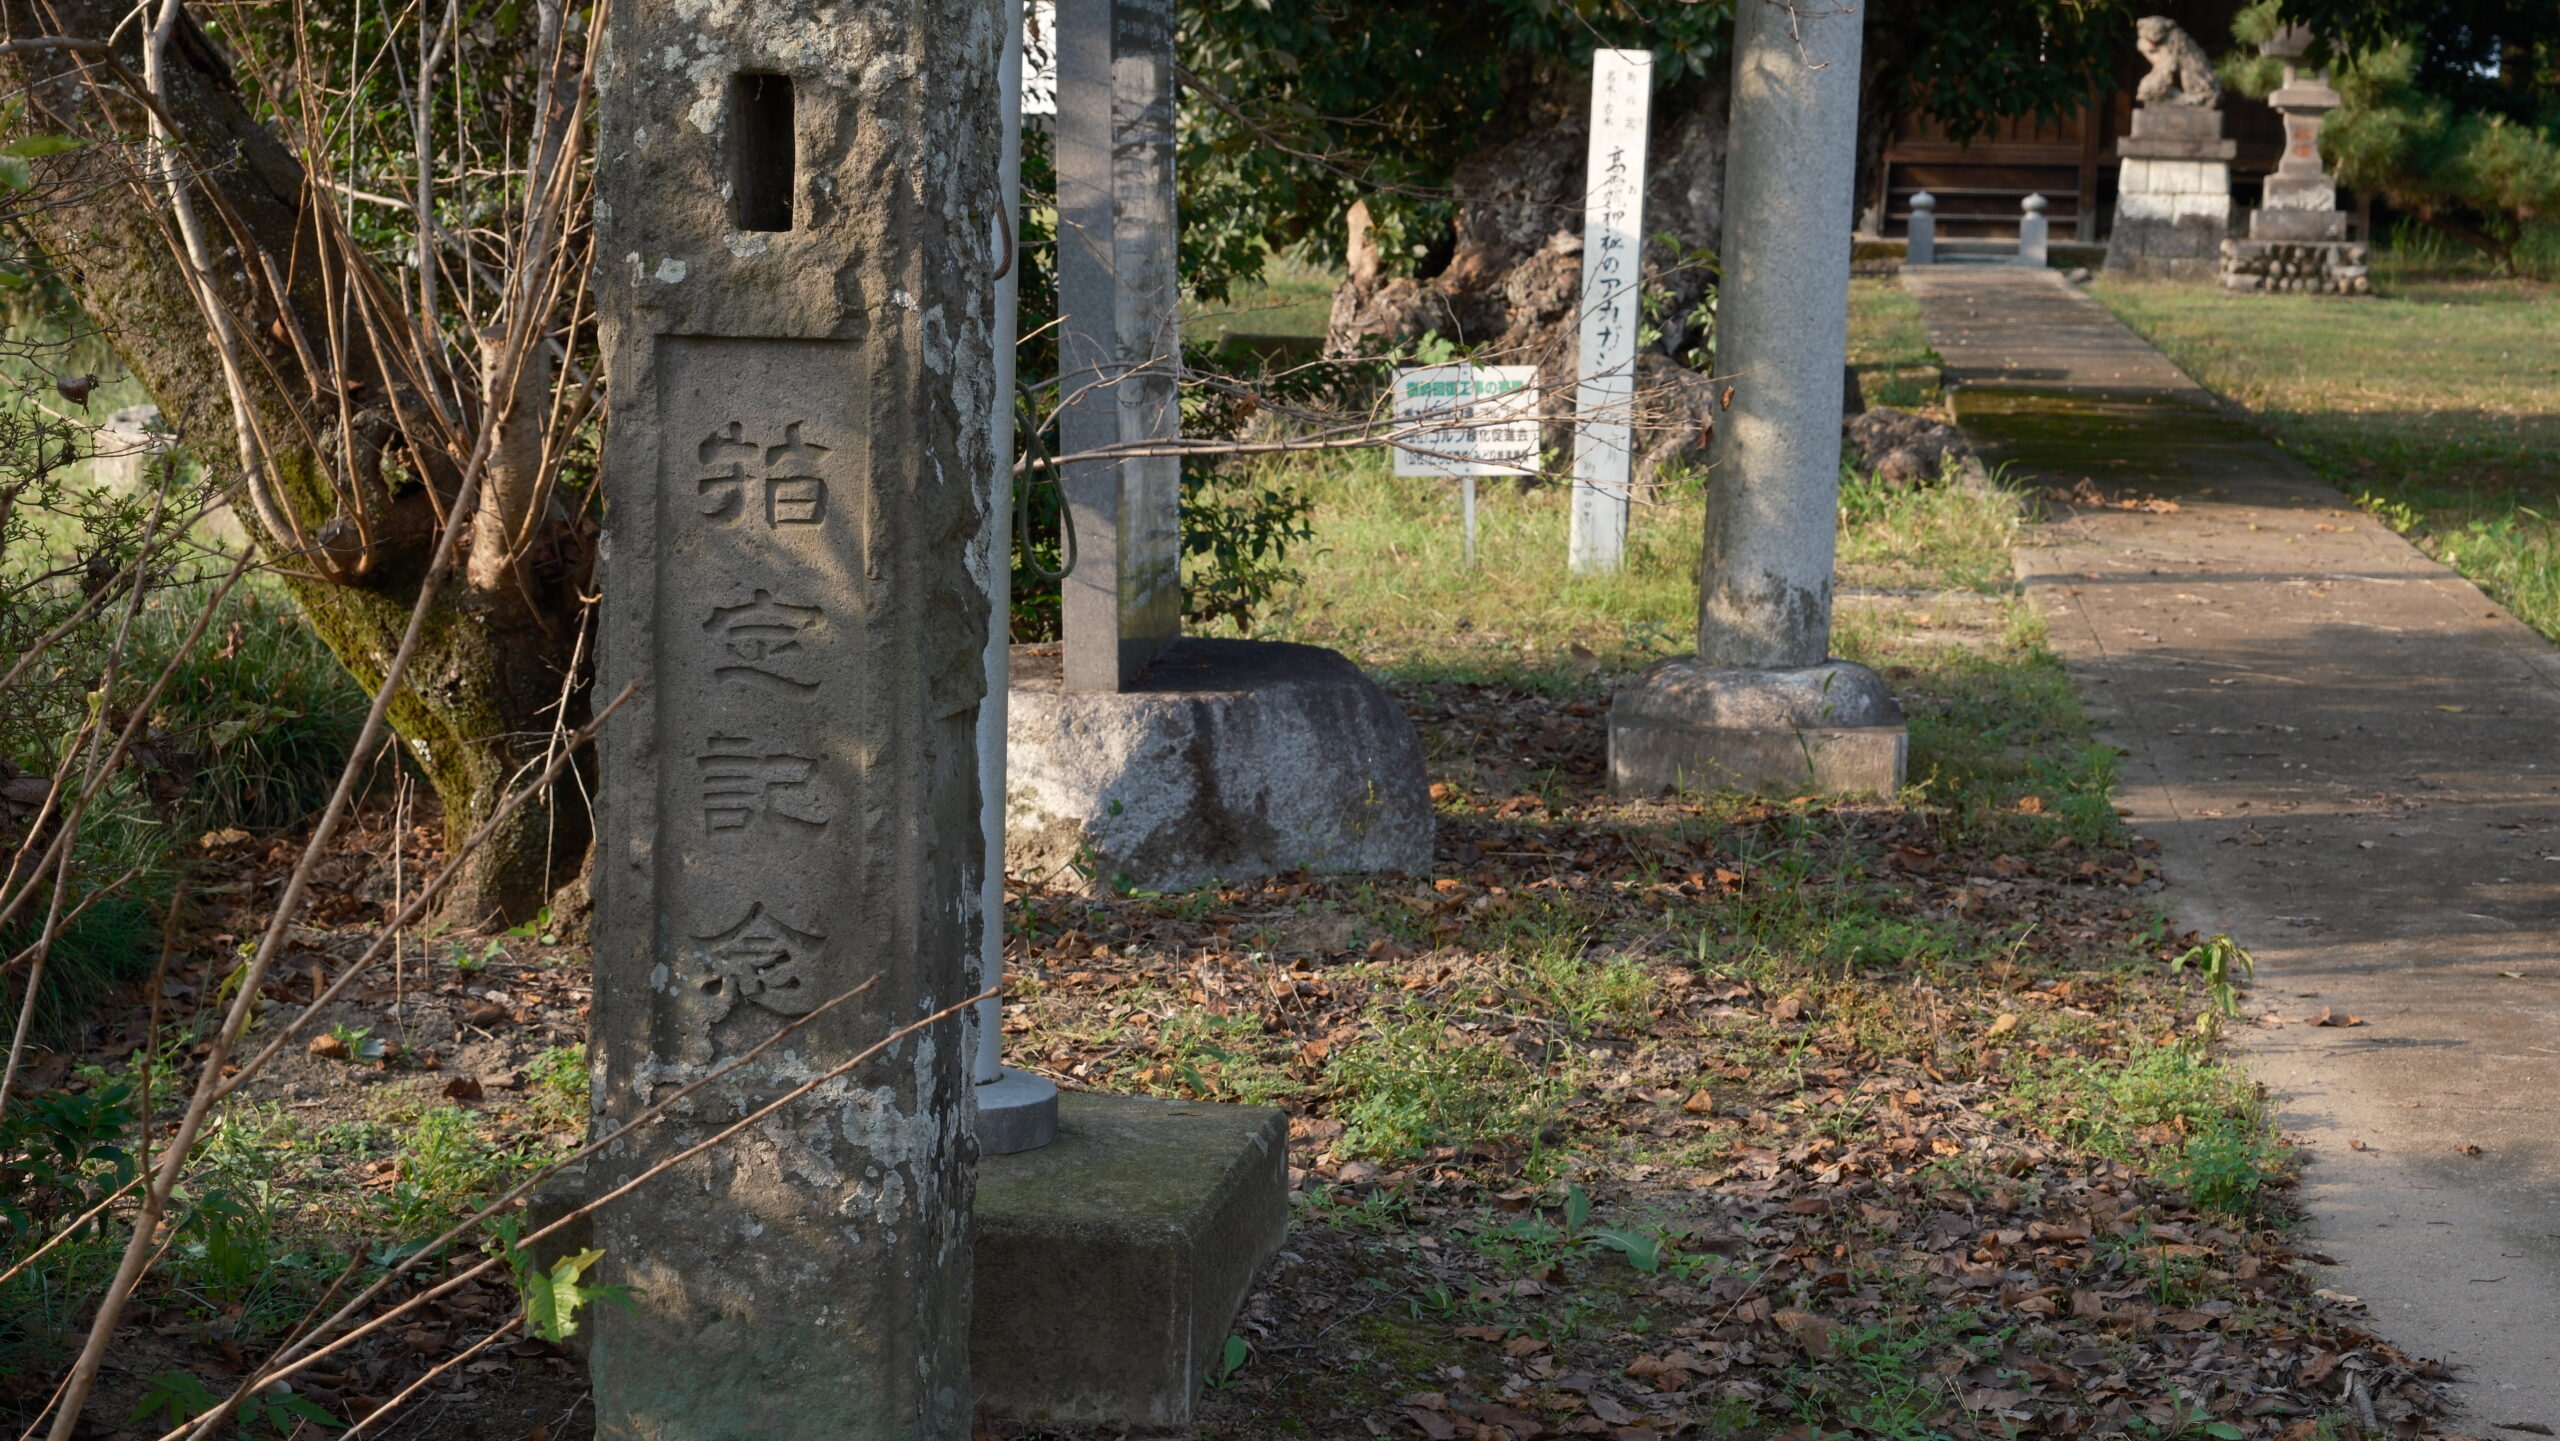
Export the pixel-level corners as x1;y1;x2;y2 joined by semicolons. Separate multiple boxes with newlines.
130;581;367;834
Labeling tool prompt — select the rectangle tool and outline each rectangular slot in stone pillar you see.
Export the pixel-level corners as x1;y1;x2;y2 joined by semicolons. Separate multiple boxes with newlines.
728;73;796;233
1053;0;1180;693
589;3;994;1435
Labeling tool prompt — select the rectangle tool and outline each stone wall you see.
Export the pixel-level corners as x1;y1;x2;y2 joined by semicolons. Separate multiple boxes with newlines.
2219;239;2372;295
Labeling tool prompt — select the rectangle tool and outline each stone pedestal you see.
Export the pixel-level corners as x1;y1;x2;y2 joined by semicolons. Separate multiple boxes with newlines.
975;1066;1061;1155
2251;207;2347;241
2219;238;2371;295
1609;658;1906;797
2105;105;2234;278
1007;638;1431;892
973;1092;1287;1426
538;1090;1289;1428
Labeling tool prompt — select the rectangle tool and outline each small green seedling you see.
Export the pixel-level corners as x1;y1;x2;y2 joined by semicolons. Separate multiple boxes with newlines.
131;1369;340;1436
451;938;506;973
1208;1334;1250;1388
2170;934;2254;1019
505;906;560;946
1584;1226;1662;1274
489;1215;635;1343
325;1022;390;1062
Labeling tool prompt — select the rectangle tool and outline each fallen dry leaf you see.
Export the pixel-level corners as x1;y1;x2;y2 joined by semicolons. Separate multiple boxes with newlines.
2455;1143;2483;1156
1773;1309;1835;1358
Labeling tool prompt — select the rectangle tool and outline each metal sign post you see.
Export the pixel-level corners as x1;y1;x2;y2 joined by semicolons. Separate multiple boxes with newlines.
1391;363;1539;568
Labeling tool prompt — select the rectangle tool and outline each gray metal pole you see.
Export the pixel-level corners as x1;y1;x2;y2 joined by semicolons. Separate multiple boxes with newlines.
974;0;1022;1094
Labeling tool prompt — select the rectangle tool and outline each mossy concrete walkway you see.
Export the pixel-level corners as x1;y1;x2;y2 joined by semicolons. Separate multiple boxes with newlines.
1911;265;2560;1428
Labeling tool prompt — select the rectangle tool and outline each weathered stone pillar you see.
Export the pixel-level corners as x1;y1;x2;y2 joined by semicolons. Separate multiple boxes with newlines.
1053;0;1180;694
1697;0;1861;671
1007;0;1431;893
1607;0;1906;797
588;1;994;1434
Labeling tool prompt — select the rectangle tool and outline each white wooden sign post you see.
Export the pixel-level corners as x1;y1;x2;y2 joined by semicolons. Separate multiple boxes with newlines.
1392;363;1539;567
1567;47;1653;575
1021;0;1056;126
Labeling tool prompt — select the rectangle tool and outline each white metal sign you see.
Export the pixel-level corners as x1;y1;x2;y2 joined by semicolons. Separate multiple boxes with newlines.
1567;47;1652;574
1390;364;1541;478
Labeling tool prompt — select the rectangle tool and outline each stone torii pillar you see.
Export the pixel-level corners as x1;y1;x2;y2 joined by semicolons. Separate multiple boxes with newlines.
1607;0;1907;797
1053;0;1181;695
1003;0;1431;893
588;0;996;1434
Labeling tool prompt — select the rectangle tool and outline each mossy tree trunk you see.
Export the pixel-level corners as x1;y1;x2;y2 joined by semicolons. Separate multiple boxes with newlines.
4;0;593;925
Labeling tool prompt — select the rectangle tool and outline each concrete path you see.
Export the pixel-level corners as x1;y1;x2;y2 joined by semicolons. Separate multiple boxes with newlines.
1908;266;2560;1429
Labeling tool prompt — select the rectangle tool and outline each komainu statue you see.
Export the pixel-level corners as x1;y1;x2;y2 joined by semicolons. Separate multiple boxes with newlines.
2134;16;2222;107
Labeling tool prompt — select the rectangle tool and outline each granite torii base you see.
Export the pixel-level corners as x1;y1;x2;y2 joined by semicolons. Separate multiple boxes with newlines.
1006;637;1433;893
1607;658;1908;797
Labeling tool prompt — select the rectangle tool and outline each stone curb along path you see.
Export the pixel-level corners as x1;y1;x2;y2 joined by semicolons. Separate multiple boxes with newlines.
1907;265;2560;1429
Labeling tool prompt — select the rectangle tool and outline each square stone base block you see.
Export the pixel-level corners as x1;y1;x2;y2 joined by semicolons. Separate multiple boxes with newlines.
974;1091;1288;1426
1609;720;1908;797
1007;638;1432;893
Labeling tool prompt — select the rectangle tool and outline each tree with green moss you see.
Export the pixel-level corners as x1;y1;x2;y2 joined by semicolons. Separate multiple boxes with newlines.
2;0;596;925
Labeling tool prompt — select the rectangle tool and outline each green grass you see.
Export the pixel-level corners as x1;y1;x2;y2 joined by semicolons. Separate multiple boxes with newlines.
135;579;369;833
2092;265;2560;638
0;574;368;1035
1184;252;1341;341
1326;1011;1562;1162
2012;1038;2279;1221
1252;443;1704;676
1137;441;2281;1213
1848;276;1942;409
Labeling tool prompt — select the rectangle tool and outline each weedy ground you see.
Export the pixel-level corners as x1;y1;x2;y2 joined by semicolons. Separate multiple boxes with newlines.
981;355;2455;1437
2093;262;2560;640
0;283;2464;1441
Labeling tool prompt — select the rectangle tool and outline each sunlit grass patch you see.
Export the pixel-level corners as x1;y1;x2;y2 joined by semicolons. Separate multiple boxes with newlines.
2011;1038;2282;1221
1326;1011;1563;1163
2093;272;2560;639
